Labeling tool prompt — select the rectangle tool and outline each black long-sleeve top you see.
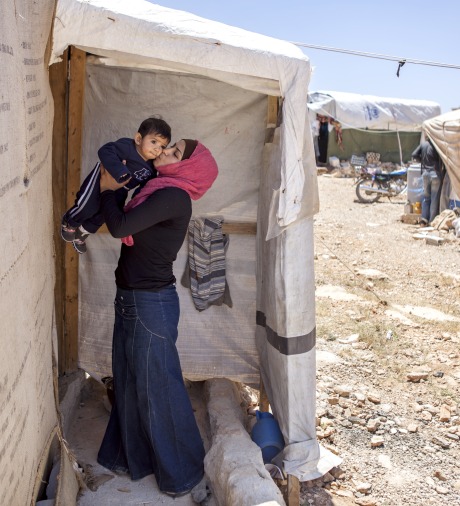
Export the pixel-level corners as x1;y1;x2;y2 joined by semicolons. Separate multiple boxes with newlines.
100;187;192;290
98;137;156;189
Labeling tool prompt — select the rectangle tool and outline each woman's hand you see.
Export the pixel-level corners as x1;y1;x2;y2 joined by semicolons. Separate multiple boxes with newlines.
100;164;131;192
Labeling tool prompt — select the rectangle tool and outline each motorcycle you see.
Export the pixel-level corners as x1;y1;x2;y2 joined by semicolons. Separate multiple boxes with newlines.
355;166;407;203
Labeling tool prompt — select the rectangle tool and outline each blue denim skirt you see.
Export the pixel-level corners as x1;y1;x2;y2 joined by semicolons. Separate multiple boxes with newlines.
97;285;205;494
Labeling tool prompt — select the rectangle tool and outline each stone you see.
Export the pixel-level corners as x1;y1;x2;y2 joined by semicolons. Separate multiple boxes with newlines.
371;435;385;447
334;489;354;498
432;436;451;449
352;392;367;402
407;423;418;433
356;268;389;280
407;372;429;382
367;418;380;432
453;480;460;491
334;385;352;397
354;481;372;494
420;411;433;421
426;235;445;246
355;498;377;506
338;333;360;344
435;486;449;494
367;393;381;404
327;396;339;405
439;404;451;422
426;476;436;487
433;470;448;481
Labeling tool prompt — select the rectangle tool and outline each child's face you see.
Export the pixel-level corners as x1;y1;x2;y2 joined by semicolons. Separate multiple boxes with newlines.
135;133;169;161
154;140;186;168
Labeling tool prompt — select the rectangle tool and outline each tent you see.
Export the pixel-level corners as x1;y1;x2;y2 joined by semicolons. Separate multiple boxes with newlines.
423;109;460;203
308;90;441;163
1;0;340;503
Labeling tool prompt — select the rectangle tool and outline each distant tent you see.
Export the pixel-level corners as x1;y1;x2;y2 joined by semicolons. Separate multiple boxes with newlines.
308;91;441;163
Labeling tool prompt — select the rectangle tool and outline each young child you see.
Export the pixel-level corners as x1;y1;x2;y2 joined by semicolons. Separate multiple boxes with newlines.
61;117;171;253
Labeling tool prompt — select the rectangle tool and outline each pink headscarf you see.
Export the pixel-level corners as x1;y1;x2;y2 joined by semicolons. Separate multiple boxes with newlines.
122;141;218;246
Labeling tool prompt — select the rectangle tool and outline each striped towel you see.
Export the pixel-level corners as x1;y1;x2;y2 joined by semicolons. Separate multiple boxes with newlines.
181;217;232;311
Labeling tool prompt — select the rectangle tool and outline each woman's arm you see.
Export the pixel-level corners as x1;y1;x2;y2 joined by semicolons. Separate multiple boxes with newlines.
100;182;191;238
100;164;130;192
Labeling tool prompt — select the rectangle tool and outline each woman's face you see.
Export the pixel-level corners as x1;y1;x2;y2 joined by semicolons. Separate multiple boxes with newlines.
154;140;186;167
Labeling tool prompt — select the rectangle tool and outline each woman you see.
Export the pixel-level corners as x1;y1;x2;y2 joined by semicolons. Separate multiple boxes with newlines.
97;139;218;501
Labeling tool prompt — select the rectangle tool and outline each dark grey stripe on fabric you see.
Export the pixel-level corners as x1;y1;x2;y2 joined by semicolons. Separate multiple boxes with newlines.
256;310;316;356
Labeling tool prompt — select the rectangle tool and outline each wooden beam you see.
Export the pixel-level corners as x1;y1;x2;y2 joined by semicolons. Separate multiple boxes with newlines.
267;96;279;127
259;375;270;412
286;474;300;506
63;46;86;373
50;49;69;375
97;221;257;236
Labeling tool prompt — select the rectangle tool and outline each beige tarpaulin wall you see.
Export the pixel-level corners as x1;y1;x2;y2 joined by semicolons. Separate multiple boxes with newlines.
0;1;79;504
423;109;460;200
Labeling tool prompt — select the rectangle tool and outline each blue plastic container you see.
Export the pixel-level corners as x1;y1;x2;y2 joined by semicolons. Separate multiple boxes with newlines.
251;411;285;463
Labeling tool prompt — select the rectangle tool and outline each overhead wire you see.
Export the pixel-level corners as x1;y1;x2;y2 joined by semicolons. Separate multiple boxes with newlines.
289;42;460;70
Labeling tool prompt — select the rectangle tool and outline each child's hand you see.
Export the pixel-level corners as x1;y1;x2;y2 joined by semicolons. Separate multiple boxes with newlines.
100;164;131;192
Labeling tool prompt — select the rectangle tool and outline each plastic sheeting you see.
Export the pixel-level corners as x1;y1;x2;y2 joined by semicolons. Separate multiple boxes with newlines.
309;90;441;131
423;109;460;200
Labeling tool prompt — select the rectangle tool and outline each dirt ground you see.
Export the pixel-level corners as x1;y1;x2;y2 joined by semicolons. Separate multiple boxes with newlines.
300;174;460;506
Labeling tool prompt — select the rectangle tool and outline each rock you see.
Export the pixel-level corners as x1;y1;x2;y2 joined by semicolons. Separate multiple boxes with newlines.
433;470;448;481
338;333;360;344
333;489;354;498
453;480;460;491
356;268;389;280
439;404;451;422
377;454;392;469
432;436;451;449
367;393;381;404
445;433;459;441
352;392;367;402
425;476;436;487
420;411;433;421
370;436;384;447
329;466;346;480
407;372;429;382
328;396;339;405
367;419;380;433
334;385;352;397
407;423;418;433
435;486;449;494
355;498;377;506
322;472;335;483
354;481;372;494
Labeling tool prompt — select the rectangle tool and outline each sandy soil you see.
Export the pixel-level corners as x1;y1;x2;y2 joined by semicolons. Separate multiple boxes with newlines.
300;175;460;506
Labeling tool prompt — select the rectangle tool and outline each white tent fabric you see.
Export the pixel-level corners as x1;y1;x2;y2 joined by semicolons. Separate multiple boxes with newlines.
50;0;340;481
51;0;317;230
308;90;441;131
423;109;460;199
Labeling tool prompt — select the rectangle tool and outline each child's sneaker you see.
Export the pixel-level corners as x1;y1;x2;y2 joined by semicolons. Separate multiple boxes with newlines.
61;219;77;242
72;227;90;254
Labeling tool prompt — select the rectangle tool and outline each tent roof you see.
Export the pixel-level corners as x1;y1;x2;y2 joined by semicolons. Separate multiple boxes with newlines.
308;90;441;131
50;0;314;230
50;0;307;94
423;109;460;198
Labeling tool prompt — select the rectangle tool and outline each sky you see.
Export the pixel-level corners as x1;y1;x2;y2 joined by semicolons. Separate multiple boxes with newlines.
149;0;460;113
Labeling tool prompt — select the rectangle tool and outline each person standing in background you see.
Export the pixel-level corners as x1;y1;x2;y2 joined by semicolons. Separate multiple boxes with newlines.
412;137;442;226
